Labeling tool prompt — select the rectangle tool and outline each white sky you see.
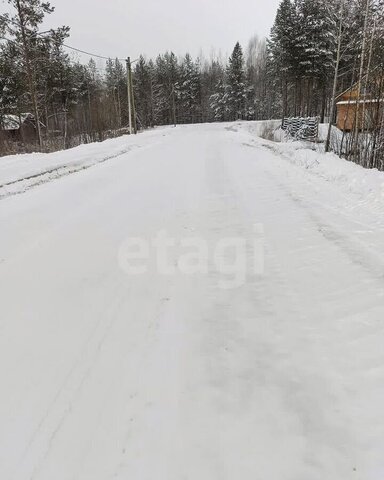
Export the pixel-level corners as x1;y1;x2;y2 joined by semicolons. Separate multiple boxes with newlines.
0;0;280;64
38;0;280;63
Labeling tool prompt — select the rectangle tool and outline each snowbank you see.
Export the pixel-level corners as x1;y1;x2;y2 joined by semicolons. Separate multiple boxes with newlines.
0;128;170;198
241;121;384;218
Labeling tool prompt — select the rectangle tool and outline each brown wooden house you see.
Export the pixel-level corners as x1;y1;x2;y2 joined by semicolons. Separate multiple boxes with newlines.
335;81;384;131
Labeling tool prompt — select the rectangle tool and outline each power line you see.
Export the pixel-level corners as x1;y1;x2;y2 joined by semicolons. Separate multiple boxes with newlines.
62;43;125;61
2;35;130;63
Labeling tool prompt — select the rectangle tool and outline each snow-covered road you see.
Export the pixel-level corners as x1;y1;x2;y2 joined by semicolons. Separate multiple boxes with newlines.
1;123;384;480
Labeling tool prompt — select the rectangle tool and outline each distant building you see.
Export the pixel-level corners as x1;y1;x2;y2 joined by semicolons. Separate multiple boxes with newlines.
335;82;384;132
0;113;45;142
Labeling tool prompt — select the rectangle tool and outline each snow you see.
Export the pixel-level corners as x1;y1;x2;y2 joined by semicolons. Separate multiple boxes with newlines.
1;121;384;479
1;114;21;130
337;99;384;105
245;122;384;217
0;113;35;131
0;128;171;198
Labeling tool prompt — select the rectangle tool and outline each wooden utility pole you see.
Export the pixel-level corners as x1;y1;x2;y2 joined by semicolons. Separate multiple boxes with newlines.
126;58;133;134
126;57;137;134
116;86;122;128
171;85;176;127
130;66;137;134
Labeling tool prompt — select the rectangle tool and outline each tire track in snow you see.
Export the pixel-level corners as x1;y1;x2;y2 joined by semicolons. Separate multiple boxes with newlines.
227;137;384;476
13;280;131;480
0;145;139;201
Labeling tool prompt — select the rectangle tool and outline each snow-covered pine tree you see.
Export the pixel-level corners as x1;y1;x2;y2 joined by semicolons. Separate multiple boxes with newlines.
201;59;225;122
0;39;26;120
226;42;247;120
209;78;229;121
178;53;201;123
155;52;180;125
0;0;69;148
295;0;332;116
267;0;302;116
134;56;155;129
105;58;126;129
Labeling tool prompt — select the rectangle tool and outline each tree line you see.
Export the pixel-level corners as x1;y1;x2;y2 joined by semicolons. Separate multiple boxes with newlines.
0;0;383;169
267;0;384;169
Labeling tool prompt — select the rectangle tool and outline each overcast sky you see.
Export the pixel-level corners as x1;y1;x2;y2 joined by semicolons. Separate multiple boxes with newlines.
34;0;280;63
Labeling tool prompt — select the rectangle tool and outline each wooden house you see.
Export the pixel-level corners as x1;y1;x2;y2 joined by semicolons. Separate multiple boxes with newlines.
335;81;384;131
0;113;45;142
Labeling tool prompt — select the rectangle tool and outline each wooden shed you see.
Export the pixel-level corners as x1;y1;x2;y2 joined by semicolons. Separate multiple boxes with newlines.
0;113;45;142
335;82;384;132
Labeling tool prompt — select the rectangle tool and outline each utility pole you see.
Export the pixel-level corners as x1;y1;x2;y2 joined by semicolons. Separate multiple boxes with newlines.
130;64;137;134
126;57;137;134
171;85;176;127
126;58;133;134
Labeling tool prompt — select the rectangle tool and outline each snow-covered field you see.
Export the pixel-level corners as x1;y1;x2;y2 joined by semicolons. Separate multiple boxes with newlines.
1;121;384;479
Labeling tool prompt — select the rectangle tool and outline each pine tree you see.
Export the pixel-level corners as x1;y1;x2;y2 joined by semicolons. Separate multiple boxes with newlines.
209;79;229;121
105;58;125;128
178;53;201;123
226;42;246;120
0;0;69;147
155;52;180;125
267;0;303;116
0;40;25;119
134;56;154;128
201;59;225;122
268;0;301;77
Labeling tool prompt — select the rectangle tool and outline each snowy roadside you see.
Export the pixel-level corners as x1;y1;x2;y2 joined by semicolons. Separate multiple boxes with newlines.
0;122;266;199
238;121;384;220
0;128;171;199
2;120;384;219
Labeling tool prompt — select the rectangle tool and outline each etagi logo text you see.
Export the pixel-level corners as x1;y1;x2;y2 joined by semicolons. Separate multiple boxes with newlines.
118;225;264;289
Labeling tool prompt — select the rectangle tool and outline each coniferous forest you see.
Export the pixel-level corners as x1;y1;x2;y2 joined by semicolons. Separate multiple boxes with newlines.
0;0;383;168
